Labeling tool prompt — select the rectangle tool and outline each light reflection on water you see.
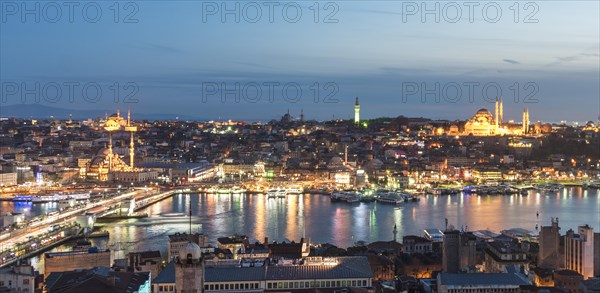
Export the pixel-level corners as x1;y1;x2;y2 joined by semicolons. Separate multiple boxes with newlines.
2;188;598;273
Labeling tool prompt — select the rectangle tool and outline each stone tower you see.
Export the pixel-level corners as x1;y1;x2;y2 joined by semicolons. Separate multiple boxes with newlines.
175;242;204;293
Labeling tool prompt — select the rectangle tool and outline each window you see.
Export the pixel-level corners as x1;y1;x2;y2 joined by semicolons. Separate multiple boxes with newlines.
159;285;164;292
294;282;299;288
225;284;229;290
321;281;325;287
305;282;309;288
23;279;29;285
204;285;209;290
210;284;214;290
352;280;357;286
235;284;239;290
326;281;331;287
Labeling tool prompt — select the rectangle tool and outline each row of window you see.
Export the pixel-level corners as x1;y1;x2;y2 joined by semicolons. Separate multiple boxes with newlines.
205;282;259;291
266;279;368;289
446;288;519;293
0;279;30;286
157;284;175;292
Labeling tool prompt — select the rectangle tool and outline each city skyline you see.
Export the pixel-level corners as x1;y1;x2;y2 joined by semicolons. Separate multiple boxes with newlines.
1;1;599;121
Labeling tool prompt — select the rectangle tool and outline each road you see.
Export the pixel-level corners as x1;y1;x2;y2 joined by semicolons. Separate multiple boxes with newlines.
0;189;145;251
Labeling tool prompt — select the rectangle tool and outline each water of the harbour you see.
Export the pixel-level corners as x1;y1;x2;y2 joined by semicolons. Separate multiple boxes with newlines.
1;188;599;273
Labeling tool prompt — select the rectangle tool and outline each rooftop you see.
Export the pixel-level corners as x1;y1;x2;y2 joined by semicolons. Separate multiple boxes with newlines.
438;273;531;287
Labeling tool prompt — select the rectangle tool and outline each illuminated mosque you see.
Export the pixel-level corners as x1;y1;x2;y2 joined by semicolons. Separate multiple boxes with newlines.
81;110;157;182
446;98;532;136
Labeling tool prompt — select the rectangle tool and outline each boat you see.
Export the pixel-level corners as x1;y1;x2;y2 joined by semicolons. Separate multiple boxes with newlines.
375;190;404;205
284;185;304;194
267;188;287;199
12;195;33;202
330;190;361;203
402;193;420;202
535;183;564;192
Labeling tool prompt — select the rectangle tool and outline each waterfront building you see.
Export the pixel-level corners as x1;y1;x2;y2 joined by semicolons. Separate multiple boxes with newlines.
0;263;37;293
0;172;17;186
565;225;600;279
437;272;531;293
538;218;561;270
44;267;150;293
43;248;111;279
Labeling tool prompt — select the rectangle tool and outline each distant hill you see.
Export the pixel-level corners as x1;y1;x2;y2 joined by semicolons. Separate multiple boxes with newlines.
0;104;198;121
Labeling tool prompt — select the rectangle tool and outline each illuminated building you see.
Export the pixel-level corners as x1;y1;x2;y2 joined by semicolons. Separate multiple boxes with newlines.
564;225;600;279
450;98;533;136
522;108;530;134
81;110;156;182
463;108;497;136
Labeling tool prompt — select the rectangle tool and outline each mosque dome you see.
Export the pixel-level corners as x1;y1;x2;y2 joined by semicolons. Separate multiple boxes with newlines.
477;108;491;114
329;156;344;166
365;158;383;170
180;241;202;261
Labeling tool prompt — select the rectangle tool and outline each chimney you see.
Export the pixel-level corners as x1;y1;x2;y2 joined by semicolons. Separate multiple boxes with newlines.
264;237;269;248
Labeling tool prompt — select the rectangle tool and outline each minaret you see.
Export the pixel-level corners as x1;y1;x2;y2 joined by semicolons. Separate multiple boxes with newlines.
522;108;530;134
300;109;304;123
495;98;499;131
125;109;138;169
499;98;504;124
393;224;398;242
354;96;360;124
108;132;113;171
129;110;134;168
344;145;348;165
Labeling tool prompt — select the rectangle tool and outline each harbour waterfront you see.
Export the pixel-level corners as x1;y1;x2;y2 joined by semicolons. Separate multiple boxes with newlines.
2;187;598;273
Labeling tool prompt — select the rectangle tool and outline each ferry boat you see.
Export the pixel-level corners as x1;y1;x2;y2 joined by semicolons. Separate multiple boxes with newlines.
330;191;361;203
267;188;287;199
535;183;564;192
403;193;420;202
375;190;404;205
12;195;33;202
284;185;304;194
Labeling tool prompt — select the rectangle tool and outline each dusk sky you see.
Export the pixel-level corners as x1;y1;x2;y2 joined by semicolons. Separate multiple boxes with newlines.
1;1;599;122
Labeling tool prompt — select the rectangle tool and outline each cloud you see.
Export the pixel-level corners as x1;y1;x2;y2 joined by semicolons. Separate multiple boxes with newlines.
546;51;599;67
502;59;520;65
